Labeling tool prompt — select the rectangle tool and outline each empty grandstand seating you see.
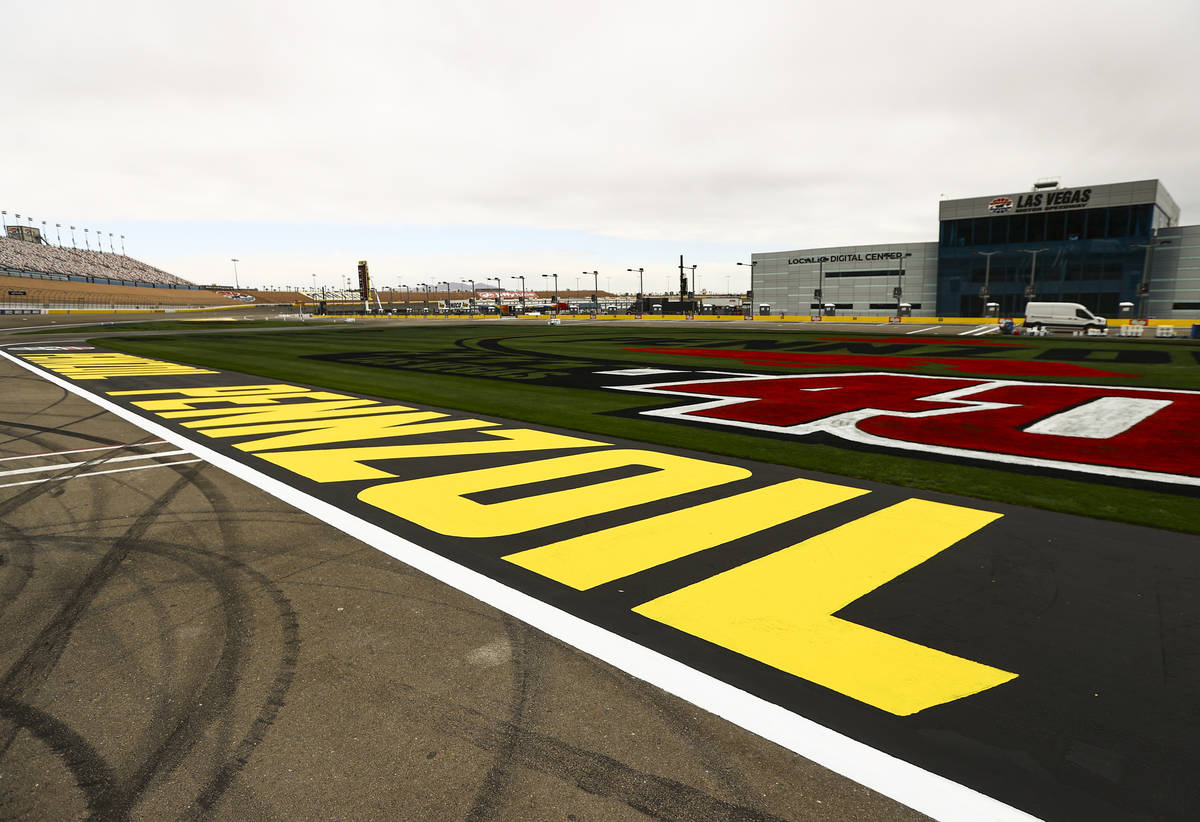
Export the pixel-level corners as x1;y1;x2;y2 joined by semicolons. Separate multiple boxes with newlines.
0;274;244;309
0;237;191;286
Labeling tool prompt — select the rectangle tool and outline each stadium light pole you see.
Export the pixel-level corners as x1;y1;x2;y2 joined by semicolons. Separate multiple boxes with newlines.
1;211;6;230
1129;239;1171;318
737;260;756;315
231;258;240;290
1017;247;1049;301
627;268;644;313
485;277;500;313
895;251;913;321
511;275;525;313
70;226;76;249
974;250;1000;313
467;279;475;315
55;224;62;246
541;274;558;316
584;270;598;312
120;235;125;254
84;228;90;251
108;233;114;253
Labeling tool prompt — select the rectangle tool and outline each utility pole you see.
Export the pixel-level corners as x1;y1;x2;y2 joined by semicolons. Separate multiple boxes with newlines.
736;260;756;316
584;270;598;313
1017;247;1050;300
1129;239;1172;318
974;250;1000;315
893;252;912;321
627;268;644;314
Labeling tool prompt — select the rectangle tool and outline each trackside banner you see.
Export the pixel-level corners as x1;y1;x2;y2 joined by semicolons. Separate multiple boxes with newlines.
5;344;1200;822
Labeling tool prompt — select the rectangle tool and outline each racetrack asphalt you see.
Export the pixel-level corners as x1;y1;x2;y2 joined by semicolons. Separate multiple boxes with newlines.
4;318;1199;822
0;333;930;821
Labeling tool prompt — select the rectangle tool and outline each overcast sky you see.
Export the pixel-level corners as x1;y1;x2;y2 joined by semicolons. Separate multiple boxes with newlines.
5;0;1199;293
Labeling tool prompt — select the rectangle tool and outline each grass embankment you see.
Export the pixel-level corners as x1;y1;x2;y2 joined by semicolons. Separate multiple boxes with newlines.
98;324;1200;533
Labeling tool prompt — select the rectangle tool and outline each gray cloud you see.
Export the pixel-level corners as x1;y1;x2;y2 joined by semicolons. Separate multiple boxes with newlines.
6;0;1199;284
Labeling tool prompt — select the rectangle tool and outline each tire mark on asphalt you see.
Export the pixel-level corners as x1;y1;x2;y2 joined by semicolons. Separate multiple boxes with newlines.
170;466;301;822
463;617;545;822
0;520;37;625
0;460;301;821
0;467;200;820
0;431;167;522
0;467;197;702
0;404;111;450
0;380;72;448
395;676;795;822
283;579;505;625
588;652;766;813
0;698;123;821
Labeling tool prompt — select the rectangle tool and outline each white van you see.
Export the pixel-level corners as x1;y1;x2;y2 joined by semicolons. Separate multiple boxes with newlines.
1024;302;1107;331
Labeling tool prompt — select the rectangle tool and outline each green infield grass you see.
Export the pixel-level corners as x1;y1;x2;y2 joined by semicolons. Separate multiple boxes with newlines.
97;323;1200;533
25;319;340;334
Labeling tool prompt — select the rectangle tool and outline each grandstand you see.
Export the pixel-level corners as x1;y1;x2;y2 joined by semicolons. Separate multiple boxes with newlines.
0;235;192;286
0;274;246;311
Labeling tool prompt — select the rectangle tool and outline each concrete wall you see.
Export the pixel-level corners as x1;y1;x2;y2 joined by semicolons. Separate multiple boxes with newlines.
751;242;938;317
1146;224;1200;319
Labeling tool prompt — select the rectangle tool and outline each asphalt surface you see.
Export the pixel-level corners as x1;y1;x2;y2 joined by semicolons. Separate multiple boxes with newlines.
4;316;1198;822
0;331;930;820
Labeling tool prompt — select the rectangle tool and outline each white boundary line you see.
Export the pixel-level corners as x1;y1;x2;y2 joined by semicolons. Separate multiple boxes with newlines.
0;458;203;489
0;449;190;478
0;348;1041;822
0;440;167;463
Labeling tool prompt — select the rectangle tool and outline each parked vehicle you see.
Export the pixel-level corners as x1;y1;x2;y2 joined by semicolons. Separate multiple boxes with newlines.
1024;302;1107;331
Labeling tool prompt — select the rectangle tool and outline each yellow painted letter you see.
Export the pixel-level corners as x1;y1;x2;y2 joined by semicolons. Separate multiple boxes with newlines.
359;449;749;538
633;499;1016;715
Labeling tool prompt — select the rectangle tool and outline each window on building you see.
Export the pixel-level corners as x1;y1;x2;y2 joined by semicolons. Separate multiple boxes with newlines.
825;269;902;278
973;218;991;245
1010;214;1028;245
1028;213;1047;243
1130;205;1152;237
1107;206;1130;238
991;215;1009;244
1045;213;1066;242
1071;209;1090;240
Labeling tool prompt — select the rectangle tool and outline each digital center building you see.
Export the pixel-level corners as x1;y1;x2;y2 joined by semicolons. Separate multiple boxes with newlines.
751;179;1199;320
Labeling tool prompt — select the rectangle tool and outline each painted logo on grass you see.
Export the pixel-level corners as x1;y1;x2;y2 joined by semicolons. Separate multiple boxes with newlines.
607;372;1200;487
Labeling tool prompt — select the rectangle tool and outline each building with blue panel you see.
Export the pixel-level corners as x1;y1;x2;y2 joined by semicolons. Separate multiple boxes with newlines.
751;179;1197;320
936;180;1179;318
